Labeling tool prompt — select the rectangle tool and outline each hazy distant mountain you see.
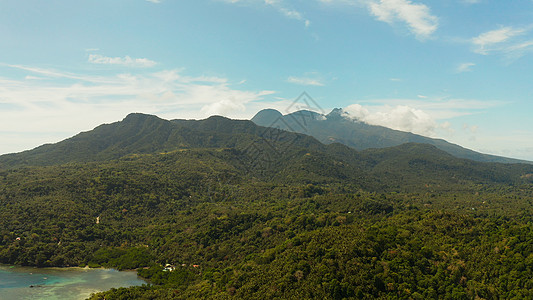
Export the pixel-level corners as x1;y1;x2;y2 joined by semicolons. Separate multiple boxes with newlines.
251;108;531;165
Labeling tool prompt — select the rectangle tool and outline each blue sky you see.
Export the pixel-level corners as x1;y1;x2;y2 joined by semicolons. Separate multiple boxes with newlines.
1;0;533;160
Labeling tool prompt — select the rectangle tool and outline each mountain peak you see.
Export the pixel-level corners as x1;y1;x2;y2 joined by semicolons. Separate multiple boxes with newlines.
251;109;283;125
286;110;323;120
122;112;164;123
328;108;344;115
256;108;283;116
326;108;347;121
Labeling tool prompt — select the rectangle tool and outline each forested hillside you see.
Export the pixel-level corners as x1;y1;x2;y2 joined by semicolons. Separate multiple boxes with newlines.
1;113;533;299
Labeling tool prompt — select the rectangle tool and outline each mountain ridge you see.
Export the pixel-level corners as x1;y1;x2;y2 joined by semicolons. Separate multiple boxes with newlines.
251;108;531;165
0;113;326;169
1;112;532;191
1;114;532;300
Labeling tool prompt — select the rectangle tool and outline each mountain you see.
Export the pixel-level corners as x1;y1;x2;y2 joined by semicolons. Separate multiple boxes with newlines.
251;108;531;165
0;111;305;172
0;113;321;169
2;112;533;299
1;112;532;191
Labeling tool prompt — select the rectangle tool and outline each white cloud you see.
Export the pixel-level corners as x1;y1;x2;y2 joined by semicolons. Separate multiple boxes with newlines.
343;104;437;136
146;0;161;3
472;26;527;54
225;0;440;38
503;40;533;61
4;64;102;82
190;85;274;116
88;54;158;68
277;6;311;27
365;0;438;39
341;96;506;137
0;64;275;154
469;26;533;61
342;103;369;120
24;75;44;80
456;62;475;73
287;76;325;86
356;97;504;120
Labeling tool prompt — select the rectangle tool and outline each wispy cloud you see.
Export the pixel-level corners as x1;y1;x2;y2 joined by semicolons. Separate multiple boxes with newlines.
146;0;161;3
357;97;504;119
4;64;112;83
277;6;311;27
469;26;533;61
88;54;158;68
222;0;310;27
344;103;438;136
456;62;475;73
342;96;505;136
287;75;325;86
502;39;533;61
225;0;440;38
1;65;273;114
365;0;439;39
472;26;527;54
0;64;275;154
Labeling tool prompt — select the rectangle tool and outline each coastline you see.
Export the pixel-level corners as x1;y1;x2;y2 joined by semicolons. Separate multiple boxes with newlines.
0;264;146;300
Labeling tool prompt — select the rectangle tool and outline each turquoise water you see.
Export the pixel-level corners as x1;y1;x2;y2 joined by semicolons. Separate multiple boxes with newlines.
0;265;146;300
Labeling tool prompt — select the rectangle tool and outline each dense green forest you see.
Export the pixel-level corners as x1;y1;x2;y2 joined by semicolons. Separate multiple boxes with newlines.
1;113;533;299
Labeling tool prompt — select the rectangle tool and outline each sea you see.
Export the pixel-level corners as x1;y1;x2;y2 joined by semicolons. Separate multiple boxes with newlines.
0;265;146;300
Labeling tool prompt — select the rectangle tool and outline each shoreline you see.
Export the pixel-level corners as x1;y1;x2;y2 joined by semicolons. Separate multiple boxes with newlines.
0;264;147;299
0;264;140;272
